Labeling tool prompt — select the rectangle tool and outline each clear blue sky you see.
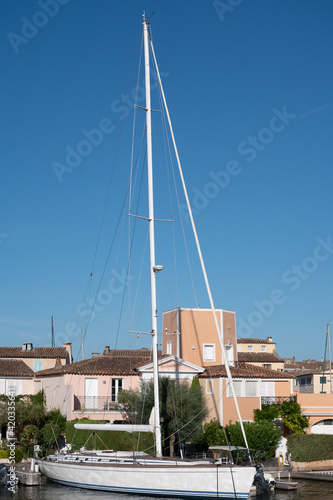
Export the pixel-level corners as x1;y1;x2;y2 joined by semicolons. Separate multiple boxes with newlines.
1;0;333;363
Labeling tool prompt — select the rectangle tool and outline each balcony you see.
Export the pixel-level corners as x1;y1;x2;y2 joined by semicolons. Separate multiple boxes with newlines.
74;396;118;412
295;384;314;394
261;395;297;406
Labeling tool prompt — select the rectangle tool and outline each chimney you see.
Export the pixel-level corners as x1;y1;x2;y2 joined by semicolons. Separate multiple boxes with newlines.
266;337;273;343
22;343;27;351
103;346;111;355
55;357;62;369
63;342;73;364
92;352;100;358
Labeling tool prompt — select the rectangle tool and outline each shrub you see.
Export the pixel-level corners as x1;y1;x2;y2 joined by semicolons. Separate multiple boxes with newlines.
196;419;227;451
0;449;9;459
227;421;282;460
65;420;155;453
253;404;280;422
14;447;24;463
288;434;333;462
196;419;281;461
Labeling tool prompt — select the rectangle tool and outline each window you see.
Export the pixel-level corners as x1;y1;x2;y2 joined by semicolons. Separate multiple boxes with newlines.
111;378;123;402
166;341;172;355
85;378;98;409
261;345;266;352
206;379;213;394
247;345;253;352
245;381;258;397
225;344;234;366
33;360;43;372
320;377;327;384
263;364;271;369
260;381;275;397
227;380;242;397
203;344;215;362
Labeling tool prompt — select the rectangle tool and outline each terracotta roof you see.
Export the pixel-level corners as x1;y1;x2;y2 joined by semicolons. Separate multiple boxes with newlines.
35;351;162;377
293;368;329;377
199;362;292;379
287;361;325;371
238;352;282;363
0;360;34;377
237;338;275;345
103;348;154;357
0;347;68;359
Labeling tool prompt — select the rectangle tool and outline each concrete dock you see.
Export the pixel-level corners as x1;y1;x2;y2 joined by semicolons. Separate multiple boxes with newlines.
13;462;42;485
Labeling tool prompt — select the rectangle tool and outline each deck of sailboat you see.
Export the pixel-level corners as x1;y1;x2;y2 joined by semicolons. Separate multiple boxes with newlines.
41;452;246;468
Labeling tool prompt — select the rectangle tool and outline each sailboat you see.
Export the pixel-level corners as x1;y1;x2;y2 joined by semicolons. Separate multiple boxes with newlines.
38;15;260;499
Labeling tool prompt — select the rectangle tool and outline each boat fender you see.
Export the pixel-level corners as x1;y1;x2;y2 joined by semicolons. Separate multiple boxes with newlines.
278;453;284;466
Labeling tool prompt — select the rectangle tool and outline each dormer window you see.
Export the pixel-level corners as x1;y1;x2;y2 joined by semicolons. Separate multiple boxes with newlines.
247;345;253;352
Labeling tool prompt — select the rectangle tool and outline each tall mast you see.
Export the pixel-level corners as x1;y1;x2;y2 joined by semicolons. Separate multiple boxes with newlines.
328;323;332;393
143;14;162;457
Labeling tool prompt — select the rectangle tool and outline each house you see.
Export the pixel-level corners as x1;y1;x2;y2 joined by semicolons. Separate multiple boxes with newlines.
198;363;293;427
0;359;35;396
0;342;73;372
237;337;284;371
284;357;326;373
162;307;237;367
291;365;333;434
295;391;333;435
35;348;204;421
293;367;333;394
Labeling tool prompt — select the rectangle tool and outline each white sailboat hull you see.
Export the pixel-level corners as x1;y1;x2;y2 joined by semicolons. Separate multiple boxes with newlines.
39;458;255;499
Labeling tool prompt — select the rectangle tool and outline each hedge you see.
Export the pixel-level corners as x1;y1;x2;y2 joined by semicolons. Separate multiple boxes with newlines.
288;434;333;462
65;419;155;454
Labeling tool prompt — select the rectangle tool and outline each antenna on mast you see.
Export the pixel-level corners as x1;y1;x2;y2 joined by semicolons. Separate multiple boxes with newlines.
51;315;55;347
81;330;84;360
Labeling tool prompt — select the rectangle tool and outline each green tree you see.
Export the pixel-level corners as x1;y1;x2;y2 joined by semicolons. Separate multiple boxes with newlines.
0;391;66;456
253;404;280;422
279;401;309;434
117;382;154;425
117;377;207;455
254;401;309;435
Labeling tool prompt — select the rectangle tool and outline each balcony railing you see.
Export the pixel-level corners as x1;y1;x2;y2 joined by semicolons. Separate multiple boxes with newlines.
261;395;297;406
295;385;314;394
74;396;118;412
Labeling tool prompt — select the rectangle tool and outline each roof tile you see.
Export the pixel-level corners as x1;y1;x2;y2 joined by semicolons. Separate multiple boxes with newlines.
36;350;161;377
238;352;282;362
199;362;291;379
0;359;34;377
0;347;67;359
